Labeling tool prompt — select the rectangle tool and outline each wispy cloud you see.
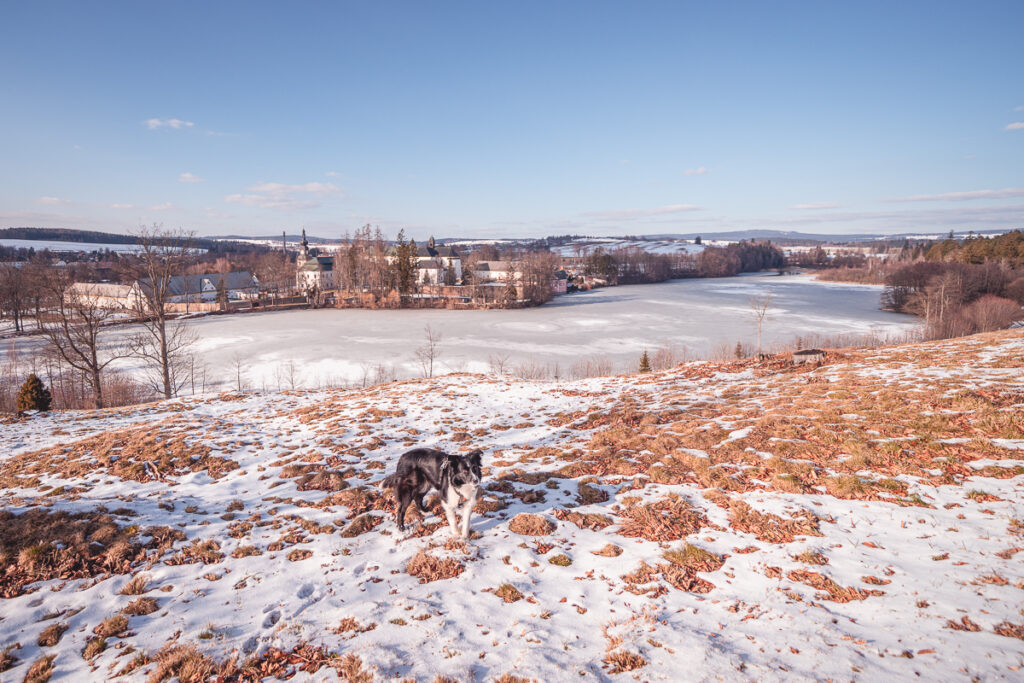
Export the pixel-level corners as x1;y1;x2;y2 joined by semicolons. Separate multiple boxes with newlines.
149;202;175;211
583;203;701;221
178;172;205;183
791;202;840;210
145;118;194;130
683;167;708;176
886;187;1024;202
224;181;342;210
1005;122;1024;131
109;203;134;209
1014;105;1024;112
36;196;71;206
325;171;341;178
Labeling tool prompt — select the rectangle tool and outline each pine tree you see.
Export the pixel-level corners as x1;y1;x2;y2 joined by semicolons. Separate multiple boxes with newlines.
639;349;651;373
17;373;52;413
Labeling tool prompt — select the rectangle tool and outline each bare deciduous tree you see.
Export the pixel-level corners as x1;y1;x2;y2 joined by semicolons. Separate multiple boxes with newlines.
37;271;130;408
749;293;773;357
122;226;198;399
488;352;510;375
415;324;442;378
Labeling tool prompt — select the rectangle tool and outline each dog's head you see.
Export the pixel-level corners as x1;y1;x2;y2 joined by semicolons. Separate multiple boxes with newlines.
446;449;483;489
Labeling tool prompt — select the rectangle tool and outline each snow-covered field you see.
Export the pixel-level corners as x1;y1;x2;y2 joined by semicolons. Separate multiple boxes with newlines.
1;330;1021;681
0;239;145;254
550;237;706;256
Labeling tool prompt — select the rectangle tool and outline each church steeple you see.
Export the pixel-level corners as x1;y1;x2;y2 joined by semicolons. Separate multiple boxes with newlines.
428;235;436;250
300;228;309;259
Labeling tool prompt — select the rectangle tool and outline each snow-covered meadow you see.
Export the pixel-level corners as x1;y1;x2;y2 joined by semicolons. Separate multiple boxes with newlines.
0;329;1021;681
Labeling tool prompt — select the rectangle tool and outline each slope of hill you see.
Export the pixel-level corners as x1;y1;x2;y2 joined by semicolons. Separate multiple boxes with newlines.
1;332;1022;681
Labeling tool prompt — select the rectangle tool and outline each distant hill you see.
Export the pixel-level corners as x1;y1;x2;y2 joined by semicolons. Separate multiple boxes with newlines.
1;227;263;252
0;227;141;245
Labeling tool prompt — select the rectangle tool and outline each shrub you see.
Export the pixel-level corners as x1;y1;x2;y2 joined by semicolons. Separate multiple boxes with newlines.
36;623;67;647
508;513;555;536
17;374;52;413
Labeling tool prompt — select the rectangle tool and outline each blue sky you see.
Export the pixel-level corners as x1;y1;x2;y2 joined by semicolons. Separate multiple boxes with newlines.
1;1;1022;239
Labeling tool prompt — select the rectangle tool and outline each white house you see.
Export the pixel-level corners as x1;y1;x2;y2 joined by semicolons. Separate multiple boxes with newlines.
295;229;335;292
415;237;462;285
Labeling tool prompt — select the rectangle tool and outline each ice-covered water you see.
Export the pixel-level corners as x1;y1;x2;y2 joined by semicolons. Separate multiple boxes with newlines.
4;273;918;389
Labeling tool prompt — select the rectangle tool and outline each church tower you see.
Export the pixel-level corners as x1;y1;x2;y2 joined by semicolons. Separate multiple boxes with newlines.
300;228;310;260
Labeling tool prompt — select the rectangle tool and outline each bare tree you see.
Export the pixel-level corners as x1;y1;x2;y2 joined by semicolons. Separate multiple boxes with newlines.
414;324;442;378
230;352;248;392
488;352;510;375
122;226;197;399
749;293;773;357
37;271;130;408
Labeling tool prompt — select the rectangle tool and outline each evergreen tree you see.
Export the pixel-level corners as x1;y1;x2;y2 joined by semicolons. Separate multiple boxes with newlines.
639;349;651;373
17;373;52;413
502;272;518;307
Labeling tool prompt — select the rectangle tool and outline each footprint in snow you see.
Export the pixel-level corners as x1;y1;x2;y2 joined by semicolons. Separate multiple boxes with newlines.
297;583;314;599
262;609;281;628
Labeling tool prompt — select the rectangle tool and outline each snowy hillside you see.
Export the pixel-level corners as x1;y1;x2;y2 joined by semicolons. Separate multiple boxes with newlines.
1;331;1022;681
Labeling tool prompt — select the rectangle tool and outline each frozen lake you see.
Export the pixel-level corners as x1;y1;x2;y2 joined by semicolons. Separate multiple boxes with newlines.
5;273;919;390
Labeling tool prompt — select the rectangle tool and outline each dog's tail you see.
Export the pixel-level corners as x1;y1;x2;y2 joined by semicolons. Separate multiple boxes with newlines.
377;474;397;490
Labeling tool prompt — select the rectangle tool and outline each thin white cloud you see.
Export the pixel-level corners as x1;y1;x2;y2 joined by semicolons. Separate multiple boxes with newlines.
886;187;1024;202
583;203;701;221
224;181;342;210
1014;105;1024;112
109;203;134;209
791;202;840;210
1005;122;1024;131
145;118;194;130
683;167;708;176
149;202;175;211
325;171;340;177
36;196;71;206
178;172;205;183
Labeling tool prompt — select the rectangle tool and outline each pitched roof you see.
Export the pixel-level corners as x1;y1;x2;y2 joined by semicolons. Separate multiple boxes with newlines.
138;272;258;296
416;244;460;259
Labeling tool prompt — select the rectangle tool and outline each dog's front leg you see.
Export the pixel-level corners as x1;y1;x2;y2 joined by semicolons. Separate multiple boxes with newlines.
459;492;477;538
440;490;460;537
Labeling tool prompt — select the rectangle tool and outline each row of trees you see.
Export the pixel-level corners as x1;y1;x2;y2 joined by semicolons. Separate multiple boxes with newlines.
882;260;1024;339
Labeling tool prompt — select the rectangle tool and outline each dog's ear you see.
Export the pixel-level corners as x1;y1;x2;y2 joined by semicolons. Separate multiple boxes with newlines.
467;449;483;466
442;455;459;473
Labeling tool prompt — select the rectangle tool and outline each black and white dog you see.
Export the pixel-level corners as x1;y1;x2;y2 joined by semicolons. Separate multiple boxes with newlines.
383;448;483;538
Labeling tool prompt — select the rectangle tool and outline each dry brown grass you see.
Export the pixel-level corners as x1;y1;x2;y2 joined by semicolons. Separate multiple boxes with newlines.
231;545;262;559
287;548;313;561
120;573;150;595
22;654;55;683
724;499;822;543
406;550;466;583
508;513;556;536
993;622;1024;640
0;509;148;598
552;509;613;530
548;553;572;566
787;570;884;602
662;544;724;572
122;597;159;616
0;421;236;486
146;643;218;683
297;470;350;492
592;543;623;557
340;513;384;538
82;637;106;661
618;495;708;542
947;616;982;632
793;550;829;565
166;539;223;565
494;583;524;602
93;614;129;638
0;644;18;672
604;650;647;673
36;623;67;647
